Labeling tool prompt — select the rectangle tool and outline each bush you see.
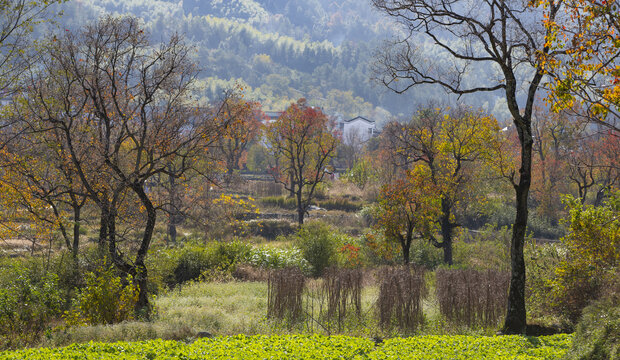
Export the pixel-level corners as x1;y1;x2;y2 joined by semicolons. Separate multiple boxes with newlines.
527;212;566;239
410;240;444;270
247;247;311;274
0;262;63;349
244;219;298;240
149;240;253;288
64;263;138;326
453;226;511;271
172;245;214;285
360;229;444;268
548;193;619;323
317;198;362;212
360;229;402;265
524;241;562;321
295;222;340;277
567;292;619;360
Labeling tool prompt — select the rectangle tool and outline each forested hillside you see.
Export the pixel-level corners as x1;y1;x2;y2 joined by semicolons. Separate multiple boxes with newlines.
53;0;510;124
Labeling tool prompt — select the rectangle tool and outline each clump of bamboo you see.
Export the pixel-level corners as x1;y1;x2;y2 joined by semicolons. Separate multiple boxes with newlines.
377;266;426;331
323;267;363;330
436;269;509;326
267;267;306;322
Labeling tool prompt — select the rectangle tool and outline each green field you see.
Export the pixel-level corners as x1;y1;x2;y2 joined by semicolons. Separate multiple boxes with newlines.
0;334;573;359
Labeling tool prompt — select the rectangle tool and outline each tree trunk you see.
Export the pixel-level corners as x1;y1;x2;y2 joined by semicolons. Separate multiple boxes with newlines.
440;199;453;265
401;231;412;265
442;238;453;265
134;261;150;316
594;187;607;207
289;172;295;198
72;205;81;259
503;131;532;335
132;183;157;317
402;242;410;264
167;172;178;245
296;185;305;225
98;205;109;253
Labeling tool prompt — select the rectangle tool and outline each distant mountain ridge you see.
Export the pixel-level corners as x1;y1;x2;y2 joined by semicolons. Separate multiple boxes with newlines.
51;0;510;124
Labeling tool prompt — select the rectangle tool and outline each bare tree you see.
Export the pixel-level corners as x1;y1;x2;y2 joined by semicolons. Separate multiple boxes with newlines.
22;16;225;315
372;0;563;333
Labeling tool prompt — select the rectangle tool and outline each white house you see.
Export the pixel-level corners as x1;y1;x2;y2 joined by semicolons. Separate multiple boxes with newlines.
338;116;376;144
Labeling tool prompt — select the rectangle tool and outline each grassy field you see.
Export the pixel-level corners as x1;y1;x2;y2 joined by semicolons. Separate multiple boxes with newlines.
46;277;502;348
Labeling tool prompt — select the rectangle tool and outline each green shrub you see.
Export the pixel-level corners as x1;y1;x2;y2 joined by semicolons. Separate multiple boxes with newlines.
360;229;401;265
527;213;566;240
0;263;63;349
342;158;377;190
567;294;619;360
247;247;311;274
410;240;444;270
211;240;252;269
453;226;511;271
172;245;214;285
151;240;253;288
524;242;562;321
244;219;298;240
317;198;362;212
549;193;619;323
295;221;340;277
64;263;138;326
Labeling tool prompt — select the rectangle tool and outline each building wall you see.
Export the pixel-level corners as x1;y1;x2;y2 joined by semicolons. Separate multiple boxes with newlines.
342;119;375;144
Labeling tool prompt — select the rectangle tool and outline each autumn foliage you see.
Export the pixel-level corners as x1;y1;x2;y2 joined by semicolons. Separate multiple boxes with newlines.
375;166;440;264
266;98;339;224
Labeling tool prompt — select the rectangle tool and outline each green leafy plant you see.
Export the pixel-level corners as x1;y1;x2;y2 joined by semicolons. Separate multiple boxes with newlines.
0;264;63;349
0;334;573;359
247;247;311;273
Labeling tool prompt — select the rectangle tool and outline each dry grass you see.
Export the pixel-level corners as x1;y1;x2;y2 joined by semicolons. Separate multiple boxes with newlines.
47;281;270;347
267;268;306;322
237;180;284;197
436;269;509;327
323;267;363;330
376;266;427;331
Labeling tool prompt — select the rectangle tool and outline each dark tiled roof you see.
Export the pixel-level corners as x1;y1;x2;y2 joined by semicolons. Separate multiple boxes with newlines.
343;116;374;124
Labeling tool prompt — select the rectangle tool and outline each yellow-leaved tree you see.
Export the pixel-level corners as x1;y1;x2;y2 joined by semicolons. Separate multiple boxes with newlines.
381;106;502;265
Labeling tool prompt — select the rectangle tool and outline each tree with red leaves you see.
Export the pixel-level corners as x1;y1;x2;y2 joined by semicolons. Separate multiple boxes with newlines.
266;99;339;224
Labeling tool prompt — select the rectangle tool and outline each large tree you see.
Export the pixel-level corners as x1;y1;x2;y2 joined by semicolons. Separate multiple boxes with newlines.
372;0;563;333
382;106;501;265
376;166;440;264
266;98;339;224
214;91;264;185
21;16;224;315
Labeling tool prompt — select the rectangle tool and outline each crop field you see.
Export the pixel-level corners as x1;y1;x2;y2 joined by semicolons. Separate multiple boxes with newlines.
0;334;573;359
